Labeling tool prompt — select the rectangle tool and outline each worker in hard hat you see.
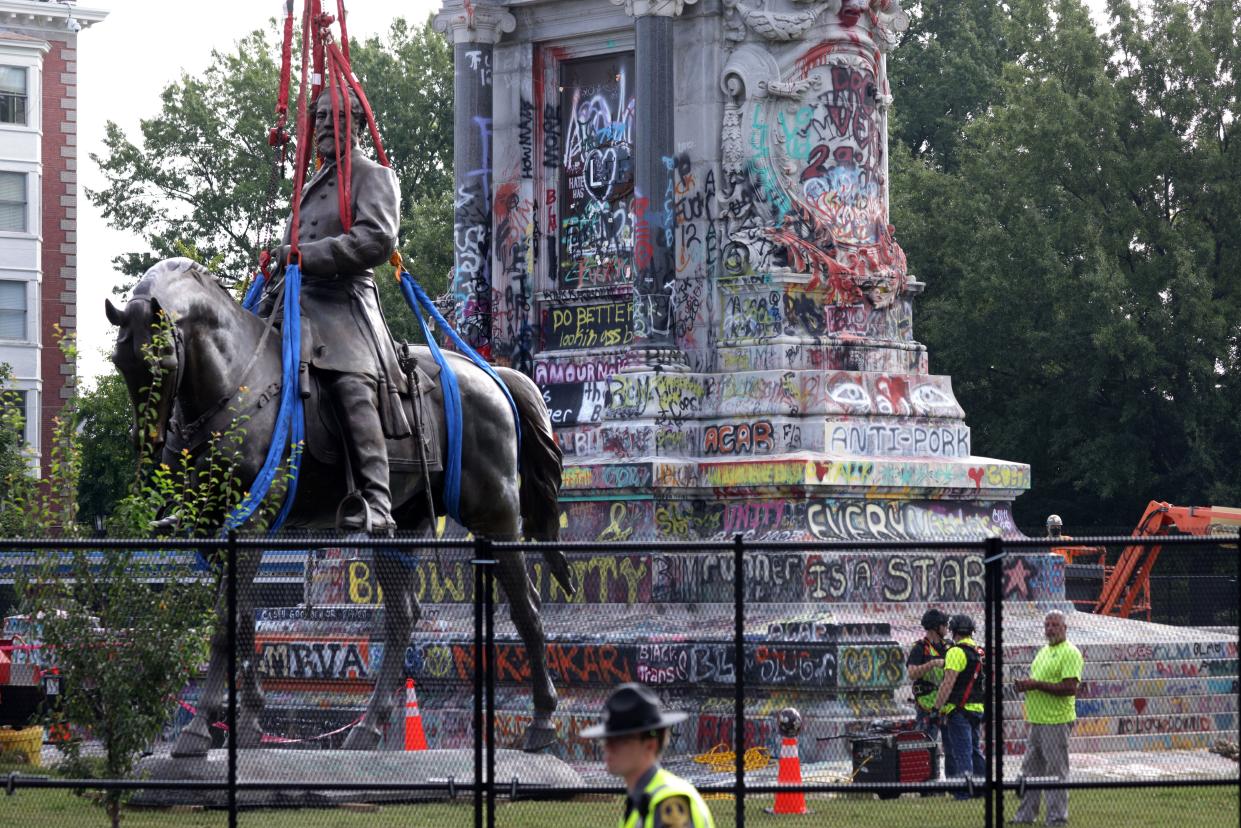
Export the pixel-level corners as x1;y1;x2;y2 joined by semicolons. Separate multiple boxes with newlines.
907;608;952;776
1046;514;1064;539
934;614;987;800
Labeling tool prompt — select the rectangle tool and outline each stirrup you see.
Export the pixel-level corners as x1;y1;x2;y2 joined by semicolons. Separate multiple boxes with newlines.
334;491;374;535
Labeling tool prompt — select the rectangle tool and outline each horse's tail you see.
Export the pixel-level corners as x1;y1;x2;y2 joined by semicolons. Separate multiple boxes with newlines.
496;368;563;540
496;368;576;596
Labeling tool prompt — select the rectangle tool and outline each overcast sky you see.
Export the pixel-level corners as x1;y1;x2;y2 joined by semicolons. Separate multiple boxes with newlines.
73;0;1114;384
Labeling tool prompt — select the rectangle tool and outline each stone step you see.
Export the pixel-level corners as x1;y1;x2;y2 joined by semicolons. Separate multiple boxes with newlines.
259;603;899;643
1009;658;1239;683
253;634;908;692
1002;693;1237;721
600;369;966;422
1002;712;1239;741
249;635;1231;685
1005;730;1234;757
713;339;923;375
300;549;1068;607
1003;640;1239;664
565;417;978;462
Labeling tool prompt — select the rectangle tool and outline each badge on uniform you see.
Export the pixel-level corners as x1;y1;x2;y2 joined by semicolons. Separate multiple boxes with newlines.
657;796;691;828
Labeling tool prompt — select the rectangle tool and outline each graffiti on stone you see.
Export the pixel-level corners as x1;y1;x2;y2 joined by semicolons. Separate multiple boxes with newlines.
559;53;636;287
544;300;634;350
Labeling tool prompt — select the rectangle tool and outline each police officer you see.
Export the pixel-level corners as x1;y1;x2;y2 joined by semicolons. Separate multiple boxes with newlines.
907;608;951;776
933;614;986;799
583;683;716;828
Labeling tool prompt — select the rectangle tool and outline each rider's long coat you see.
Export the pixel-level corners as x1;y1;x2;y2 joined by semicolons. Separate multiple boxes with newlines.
268;147;406;394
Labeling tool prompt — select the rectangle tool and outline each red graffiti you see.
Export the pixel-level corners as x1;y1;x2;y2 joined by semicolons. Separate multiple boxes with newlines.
702;421;774;456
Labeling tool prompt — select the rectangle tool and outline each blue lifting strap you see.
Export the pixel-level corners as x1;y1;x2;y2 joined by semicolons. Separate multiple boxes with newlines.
241;271;266;314
224;262;304;534
397;268;520;524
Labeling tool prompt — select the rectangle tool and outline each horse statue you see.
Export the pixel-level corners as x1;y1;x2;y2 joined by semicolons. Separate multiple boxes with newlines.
105;258;570;754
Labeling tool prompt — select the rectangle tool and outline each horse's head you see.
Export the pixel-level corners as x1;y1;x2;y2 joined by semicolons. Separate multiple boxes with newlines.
105;258;201;456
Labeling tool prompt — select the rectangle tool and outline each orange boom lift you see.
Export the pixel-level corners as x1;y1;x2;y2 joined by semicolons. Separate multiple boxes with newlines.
1053;501;1241;620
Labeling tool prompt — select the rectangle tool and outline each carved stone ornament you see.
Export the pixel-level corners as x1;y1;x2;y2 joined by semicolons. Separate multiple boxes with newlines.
432;1;517;44
723;1;907;50
609;0;701;16
717;2;911;308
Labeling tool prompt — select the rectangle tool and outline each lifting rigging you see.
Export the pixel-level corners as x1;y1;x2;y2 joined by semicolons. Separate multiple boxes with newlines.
229;0;516;533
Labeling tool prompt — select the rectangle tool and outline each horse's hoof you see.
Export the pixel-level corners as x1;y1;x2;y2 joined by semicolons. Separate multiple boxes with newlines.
520;721;558;753
342;723;383;750
170;725;212;758
544;549;578;597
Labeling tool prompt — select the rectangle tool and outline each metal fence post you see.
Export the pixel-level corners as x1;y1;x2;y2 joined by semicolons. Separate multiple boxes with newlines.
984;535;1003;828
733;533;745;828
226;530;238;828
473;549;484;828
994;535;1006;827
481;540;496;828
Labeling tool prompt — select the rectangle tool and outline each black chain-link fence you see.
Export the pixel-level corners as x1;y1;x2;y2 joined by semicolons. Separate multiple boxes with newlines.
0;533;1236;827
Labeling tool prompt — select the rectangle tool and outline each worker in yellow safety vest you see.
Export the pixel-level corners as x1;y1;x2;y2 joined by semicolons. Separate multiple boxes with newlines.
582;683;716;828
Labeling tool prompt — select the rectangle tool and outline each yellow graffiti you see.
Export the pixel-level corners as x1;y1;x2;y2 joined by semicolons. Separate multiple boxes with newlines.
986;464;1030;489
422;644;453;678
656;506;691;538
348;560;383;605
421;562;468;603
702;461;807;488
598;502;634;541
562;466;593;489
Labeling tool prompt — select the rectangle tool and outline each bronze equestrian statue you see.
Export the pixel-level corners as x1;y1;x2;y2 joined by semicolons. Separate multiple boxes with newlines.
105;89;572;754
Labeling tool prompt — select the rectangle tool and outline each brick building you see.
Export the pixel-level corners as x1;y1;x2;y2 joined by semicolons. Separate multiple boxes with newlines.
0;1;105;471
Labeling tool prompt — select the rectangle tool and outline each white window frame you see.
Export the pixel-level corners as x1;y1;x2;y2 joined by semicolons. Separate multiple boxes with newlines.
0;41;44;136
0;170;29;235
0;165;36;240
0;64;28;127
0;276;28;341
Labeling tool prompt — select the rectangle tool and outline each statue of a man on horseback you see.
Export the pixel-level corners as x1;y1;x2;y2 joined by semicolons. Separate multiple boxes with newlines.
103;45;573;753
259;88;407;534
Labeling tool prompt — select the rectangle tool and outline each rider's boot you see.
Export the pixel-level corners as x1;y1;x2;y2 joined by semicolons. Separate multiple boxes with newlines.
332;372;396;534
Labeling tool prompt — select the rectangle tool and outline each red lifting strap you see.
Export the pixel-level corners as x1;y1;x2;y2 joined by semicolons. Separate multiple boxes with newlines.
288;0;315;259
326;63;352;232
336;0;351;66
327;43;390;168
276;0;389;256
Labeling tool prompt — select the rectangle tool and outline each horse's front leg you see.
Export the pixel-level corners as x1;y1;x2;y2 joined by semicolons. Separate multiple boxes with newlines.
341;545;421;749
494;548;558;752
170;546;264;756
171;585;227;757
234;546;265;748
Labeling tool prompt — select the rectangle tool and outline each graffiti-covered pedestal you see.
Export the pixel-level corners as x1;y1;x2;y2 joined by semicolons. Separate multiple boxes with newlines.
469;0;1032;541
249;547;1237;772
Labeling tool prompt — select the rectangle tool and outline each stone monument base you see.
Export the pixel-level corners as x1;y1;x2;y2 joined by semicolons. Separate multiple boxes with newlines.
130;748;583;808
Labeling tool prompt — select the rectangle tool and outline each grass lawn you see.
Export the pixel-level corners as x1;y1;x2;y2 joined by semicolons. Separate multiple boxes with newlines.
0;778;1235;828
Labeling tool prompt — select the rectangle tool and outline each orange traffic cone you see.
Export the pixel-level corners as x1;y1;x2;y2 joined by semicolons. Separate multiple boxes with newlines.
765;736;810;815
403;678;428;751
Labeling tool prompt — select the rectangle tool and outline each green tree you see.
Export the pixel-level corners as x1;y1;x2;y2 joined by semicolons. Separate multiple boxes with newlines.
76;371;138;524
892;0;1241;530
89;28;290;288
889;0;1012;172
90;16;455;303
5;325;281;827
0;364;32;524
